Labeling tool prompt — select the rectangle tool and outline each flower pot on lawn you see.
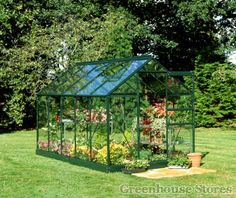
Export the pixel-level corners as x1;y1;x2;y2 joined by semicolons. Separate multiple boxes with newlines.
187;153;202;167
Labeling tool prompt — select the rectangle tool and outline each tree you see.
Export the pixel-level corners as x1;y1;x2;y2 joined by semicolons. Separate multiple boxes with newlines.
195;62;236;127
91;0;236;69
0;3;142;129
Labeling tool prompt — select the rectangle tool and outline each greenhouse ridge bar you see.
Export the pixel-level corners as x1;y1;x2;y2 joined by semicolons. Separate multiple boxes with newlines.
36;55;195;172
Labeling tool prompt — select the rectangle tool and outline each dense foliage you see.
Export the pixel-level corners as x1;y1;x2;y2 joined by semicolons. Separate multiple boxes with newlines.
0;2;141;128
0;0;235;129
195;62;236;127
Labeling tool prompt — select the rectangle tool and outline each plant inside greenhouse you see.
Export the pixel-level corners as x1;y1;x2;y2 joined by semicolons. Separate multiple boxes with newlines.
36;55;195;172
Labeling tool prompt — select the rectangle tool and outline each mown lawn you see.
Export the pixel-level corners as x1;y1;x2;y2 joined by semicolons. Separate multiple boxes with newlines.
0;128;235;198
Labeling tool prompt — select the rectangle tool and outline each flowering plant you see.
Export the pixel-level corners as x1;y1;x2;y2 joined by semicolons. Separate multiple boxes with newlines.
123;159;150;170
95;143;128;165
38;140;60;152
68;145;96;159
88;107;107;123
38;140;49;150
38;140;97;159
142;100;175;144
66;107;108;123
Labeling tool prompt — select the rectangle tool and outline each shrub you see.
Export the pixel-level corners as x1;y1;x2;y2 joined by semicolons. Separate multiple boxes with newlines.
95;143;128;165
168;155;189;167
124;159;150;170
195;62;236;127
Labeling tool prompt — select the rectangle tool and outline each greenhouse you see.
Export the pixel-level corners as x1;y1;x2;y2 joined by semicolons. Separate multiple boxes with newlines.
36;55;195;172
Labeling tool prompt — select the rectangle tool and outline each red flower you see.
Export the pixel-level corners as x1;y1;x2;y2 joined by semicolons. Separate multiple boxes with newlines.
55;115;60;123
143;118;152;135
143;118;151;125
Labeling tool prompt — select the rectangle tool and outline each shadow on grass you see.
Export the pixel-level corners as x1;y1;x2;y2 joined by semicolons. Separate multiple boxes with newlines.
0;129;15;134
201;151;209;159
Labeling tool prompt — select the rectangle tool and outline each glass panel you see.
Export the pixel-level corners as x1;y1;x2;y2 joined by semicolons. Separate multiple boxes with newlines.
166;95;193;124
43;63;106;95
38;96;48;150
79;60;133;96
92;59;148;95
108;96;138;165
38;96;61;153
47;97;61;153
60;97;76;157
168;125;192;155
40;63;86;95
139;72;166;97
89;98;107;163
39;56;151;96
166;72;194;155
59;64;95;93
142;59;167;72
139;95;167;159
167;75;193;96
64;63;109;95
78;76;109;95
74;98;91;160
113;75;137;94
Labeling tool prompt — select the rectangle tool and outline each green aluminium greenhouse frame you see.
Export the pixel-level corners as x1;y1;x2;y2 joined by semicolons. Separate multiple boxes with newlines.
36;55;195;172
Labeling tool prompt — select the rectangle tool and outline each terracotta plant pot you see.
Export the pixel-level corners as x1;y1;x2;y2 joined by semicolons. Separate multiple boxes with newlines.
187;153;202;167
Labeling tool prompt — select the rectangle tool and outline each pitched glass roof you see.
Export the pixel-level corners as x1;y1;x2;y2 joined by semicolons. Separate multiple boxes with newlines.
38;56;159;96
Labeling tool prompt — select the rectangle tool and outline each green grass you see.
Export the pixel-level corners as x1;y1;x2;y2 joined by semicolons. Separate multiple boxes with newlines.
0;128;236;198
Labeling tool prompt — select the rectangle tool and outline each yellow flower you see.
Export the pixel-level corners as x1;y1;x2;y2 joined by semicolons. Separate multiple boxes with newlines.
95;143;128;165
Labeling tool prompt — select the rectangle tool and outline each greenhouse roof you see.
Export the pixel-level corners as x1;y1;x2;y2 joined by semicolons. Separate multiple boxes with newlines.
38;55;166;96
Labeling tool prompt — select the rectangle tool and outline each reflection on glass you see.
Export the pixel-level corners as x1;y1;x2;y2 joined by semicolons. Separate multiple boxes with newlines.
93;59;147;95
40;57;149;96
64;63;109;95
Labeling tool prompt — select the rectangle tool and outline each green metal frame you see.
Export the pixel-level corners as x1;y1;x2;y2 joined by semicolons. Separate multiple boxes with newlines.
36;55;195;172
165;71;195;154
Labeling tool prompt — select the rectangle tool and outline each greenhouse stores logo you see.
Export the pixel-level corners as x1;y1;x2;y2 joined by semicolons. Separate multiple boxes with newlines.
119;184;233;195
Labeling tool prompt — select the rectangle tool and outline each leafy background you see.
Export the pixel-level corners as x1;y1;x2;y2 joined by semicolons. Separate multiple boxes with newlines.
0;0;235;130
